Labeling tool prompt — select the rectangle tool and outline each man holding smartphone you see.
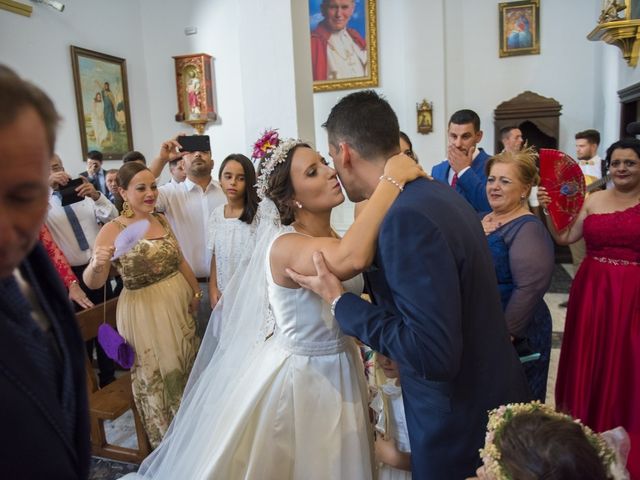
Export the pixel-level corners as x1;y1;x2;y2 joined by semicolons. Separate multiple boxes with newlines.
79;150;109;196
150;134;226;336
46;154;118;387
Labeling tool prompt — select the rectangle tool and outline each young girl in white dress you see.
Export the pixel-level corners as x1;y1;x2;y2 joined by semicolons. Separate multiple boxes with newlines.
372;353;412;480
207;154;259;309
126;131;423;480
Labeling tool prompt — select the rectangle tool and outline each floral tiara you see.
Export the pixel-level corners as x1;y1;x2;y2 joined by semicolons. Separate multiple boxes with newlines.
253;129;304;199
481;401;618;479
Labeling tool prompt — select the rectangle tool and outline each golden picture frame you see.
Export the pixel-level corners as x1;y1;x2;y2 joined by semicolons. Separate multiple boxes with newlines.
309;0;378;92
416;100;433;135
173;53;217;134
499;0;540;58
70;46;134;160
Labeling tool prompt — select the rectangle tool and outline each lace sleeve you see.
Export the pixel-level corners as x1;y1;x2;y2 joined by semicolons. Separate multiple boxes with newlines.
39;224;78;288
207;205;223;253
504;219;554;337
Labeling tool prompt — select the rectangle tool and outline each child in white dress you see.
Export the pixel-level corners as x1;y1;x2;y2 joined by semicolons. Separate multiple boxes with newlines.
207;154;258;315
372;353;412;480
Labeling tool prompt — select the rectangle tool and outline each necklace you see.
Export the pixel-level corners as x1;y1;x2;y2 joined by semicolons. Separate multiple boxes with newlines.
293;222;337;238
484;208;530;227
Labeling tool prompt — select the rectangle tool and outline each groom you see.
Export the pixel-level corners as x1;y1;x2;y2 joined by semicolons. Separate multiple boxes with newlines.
288;91;531;478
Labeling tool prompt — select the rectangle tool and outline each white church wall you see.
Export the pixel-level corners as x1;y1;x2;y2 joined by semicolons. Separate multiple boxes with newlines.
443;0;601;158
0;0;154;177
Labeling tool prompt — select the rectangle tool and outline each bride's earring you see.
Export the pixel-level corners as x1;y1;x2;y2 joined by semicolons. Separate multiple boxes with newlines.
295;200;302;209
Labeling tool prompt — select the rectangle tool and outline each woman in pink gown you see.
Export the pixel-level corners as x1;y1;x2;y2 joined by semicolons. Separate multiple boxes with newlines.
539;138;640;478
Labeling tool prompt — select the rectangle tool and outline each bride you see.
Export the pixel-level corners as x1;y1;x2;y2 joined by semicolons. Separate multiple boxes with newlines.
127;131;423;479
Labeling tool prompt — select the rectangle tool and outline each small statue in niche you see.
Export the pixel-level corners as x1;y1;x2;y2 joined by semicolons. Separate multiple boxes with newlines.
599;0;626;23
416;100;433;134
185;68;201;120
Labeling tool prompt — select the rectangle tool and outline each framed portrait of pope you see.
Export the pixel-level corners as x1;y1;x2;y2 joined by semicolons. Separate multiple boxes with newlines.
309;0;378;92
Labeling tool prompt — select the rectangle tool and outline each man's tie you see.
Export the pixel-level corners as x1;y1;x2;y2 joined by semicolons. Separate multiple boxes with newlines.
64;205;90;251
0;275;62;398
53;192;90;251
451;172;459;189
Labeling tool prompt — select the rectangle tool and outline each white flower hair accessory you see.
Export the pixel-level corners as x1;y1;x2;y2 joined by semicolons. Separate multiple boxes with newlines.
481;401;621;479
252;129;304;199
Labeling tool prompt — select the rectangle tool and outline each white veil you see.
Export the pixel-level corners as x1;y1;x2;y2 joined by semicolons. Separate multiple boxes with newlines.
131;198;286;478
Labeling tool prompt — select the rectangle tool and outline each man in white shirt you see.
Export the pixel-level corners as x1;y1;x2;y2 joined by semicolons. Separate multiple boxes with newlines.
311;0;368;81
46;154;118;386
500;126;524;153
575;129;604;182
150;136;226;335
168;158;187;185
567;129;604;274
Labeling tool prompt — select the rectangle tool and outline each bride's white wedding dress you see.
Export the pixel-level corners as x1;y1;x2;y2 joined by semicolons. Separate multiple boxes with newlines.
127;228;374;479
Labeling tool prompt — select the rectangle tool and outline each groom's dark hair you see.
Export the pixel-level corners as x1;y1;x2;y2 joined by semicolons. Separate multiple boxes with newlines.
323;90;400;160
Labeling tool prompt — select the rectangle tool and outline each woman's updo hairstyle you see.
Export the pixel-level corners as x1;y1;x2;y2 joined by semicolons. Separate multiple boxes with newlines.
485;146;540;196
259;143;311;226
117;161;149;190
115;162;149;213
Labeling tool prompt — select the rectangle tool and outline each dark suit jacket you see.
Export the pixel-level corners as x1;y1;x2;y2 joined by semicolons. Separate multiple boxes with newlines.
431;148;491;212
336;178;530;479
80;168;108;196
0;244;90;480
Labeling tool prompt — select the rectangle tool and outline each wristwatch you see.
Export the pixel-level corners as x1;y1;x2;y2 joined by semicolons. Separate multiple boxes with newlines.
330;294;343;317
193;290;204;300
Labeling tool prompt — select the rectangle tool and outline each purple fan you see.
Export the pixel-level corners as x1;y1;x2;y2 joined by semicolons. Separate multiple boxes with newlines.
111;219;150;260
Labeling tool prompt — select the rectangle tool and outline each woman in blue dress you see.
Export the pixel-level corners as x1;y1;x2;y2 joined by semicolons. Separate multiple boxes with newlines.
481;148;554;401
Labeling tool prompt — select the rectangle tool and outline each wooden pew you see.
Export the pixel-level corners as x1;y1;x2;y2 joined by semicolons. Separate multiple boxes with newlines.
75;297;151;464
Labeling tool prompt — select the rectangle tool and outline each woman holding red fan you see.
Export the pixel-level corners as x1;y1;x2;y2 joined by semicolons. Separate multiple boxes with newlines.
538;138;640;478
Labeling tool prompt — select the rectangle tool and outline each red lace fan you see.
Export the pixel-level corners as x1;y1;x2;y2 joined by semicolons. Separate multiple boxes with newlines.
538;149;585;231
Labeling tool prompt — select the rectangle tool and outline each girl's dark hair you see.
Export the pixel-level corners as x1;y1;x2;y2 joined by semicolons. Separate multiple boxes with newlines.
218;153;259;224
115;162;149;213
399;131;418;163
497;411;608;480
605;137;640;169
260;143;311;225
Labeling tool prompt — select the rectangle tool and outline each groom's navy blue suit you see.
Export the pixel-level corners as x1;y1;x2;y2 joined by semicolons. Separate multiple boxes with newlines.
336;178;531;479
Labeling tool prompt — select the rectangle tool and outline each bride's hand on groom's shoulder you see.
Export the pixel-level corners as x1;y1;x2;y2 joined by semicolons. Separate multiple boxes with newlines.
384;153;429;187
286;251;345;305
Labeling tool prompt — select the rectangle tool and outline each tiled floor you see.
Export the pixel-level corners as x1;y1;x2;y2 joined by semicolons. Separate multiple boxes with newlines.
90;264;573;479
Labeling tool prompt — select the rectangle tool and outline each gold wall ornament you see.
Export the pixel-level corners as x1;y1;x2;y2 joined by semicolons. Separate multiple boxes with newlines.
588;19;640;67
173;53;217;134
416;100;433;135
0;0;32;16
599;0;626;23
590;0;640;67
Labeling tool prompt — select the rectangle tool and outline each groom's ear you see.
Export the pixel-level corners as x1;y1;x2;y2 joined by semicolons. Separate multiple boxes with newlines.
339;142;353;170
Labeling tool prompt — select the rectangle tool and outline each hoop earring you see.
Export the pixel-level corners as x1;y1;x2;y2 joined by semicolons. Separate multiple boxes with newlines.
122;201;134;218
295;200;302;209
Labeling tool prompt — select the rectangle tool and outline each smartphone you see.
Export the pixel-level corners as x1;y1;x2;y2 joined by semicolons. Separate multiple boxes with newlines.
58;178;85;206
178;135;211;153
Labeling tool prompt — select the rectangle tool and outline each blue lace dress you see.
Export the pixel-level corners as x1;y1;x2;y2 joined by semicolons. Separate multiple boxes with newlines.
485;214;554;401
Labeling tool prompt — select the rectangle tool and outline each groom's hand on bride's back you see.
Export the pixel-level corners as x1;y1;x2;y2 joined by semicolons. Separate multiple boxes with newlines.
286;251;345;304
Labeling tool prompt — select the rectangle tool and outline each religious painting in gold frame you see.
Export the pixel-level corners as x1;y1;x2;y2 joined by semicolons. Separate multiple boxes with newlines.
499;0;540;58
173;53;217;133
309;0;378;92
70;46;134;160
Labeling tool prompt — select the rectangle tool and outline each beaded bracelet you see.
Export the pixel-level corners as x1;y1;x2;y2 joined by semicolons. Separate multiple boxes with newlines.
379;175;404;192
